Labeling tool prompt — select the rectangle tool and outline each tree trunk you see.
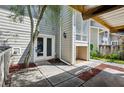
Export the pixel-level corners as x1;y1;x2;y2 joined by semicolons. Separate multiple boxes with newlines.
23;5;34;67
24;5;47;67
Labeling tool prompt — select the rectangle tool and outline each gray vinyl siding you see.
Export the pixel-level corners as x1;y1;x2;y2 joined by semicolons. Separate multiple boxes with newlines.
39;7;59;58
39;18;56;35
90;20;104;29
39;7;56;35
60;6;73;64
0;8;34;64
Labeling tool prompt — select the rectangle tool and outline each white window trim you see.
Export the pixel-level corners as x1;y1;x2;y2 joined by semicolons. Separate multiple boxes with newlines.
111;41;118;45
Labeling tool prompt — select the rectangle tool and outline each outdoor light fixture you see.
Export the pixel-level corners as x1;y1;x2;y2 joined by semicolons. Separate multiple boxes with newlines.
63;32;67;38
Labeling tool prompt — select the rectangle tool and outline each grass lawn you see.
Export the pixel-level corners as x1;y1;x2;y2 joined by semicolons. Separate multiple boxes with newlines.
92;57;124;64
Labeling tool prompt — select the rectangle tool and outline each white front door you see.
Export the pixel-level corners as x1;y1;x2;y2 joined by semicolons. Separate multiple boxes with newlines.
34;34;55;62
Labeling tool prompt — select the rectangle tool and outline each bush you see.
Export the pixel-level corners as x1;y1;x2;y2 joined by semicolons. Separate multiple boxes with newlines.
90;50;97;58
96;50;102;58
104;54;110;59
90;50;102;58
90;44;93;51
109;54;119;60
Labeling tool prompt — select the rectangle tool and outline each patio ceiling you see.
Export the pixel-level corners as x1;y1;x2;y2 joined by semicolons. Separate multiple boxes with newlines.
70;5;124;33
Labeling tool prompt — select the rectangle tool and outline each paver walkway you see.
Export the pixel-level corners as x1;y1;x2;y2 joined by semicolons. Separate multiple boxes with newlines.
10;60;124;87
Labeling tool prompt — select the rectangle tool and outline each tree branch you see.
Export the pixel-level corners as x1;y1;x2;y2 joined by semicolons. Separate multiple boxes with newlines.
27;5;34;34
35;5;47;31
33;5;47;41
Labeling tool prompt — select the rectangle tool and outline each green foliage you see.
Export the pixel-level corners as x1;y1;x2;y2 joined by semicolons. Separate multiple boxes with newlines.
9;5;26;22
104;54;110;59
90;50;102;58
90;44;93;51
91;50;124;64
10;5;26;16
109;53;119;60
90;51;97;58
45;6;61;25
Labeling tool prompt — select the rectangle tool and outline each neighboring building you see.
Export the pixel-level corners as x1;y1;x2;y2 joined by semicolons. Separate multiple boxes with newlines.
90;19;109;51
90;19;124;55
0;6;89;65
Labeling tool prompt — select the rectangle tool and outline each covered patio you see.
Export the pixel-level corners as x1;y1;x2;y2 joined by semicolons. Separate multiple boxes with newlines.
71;5;124;33
2;5;124;87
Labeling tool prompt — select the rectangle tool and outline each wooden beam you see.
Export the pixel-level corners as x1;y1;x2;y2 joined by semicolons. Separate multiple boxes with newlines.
69;5;85;13
92;16;119;33
83;5;124;20
115;29;124;32
93;16;112;29
114;25;124;30
108;25;124;32
70;5;124;33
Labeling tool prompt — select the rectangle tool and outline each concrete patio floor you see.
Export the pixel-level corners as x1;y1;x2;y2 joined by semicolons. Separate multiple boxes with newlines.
10;60;124;87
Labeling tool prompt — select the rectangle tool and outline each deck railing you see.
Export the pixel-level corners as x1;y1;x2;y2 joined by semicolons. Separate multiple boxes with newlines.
0;46;11;87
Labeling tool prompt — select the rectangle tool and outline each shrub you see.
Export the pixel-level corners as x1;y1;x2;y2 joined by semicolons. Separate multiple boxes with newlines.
104;54;110;59
90;44;93;51
90;50;97;58
90;50;102;58
96;50;102;58
109;54;119;60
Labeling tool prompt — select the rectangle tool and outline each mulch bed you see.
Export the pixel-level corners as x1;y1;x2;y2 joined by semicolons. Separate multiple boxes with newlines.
9;63;37;73
5;63;37;86
48;58;68;65
78;63;124;81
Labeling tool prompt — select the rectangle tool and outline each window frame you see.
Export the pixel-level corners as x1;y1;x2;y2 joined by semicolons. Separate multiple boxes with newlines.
111;41;118;45
74;11;88;42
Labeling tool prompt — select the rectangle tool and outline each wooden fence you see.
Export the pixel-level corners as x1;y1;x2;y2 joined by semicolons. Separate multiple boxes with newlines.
99;45;124;55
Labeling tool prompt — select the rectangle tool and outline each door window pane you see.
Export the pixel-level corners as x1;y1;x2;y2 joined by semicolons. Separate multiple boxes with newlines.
47;38;52;56
37;37;43;56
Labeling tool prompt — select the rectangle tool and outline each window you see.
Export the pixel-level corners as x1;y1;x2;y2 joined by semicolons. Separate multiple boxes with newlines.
75;12;82;34
111;41;118;45
101;31;109;45
75;12;88;41
37;37;43;56
47;38;52;56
